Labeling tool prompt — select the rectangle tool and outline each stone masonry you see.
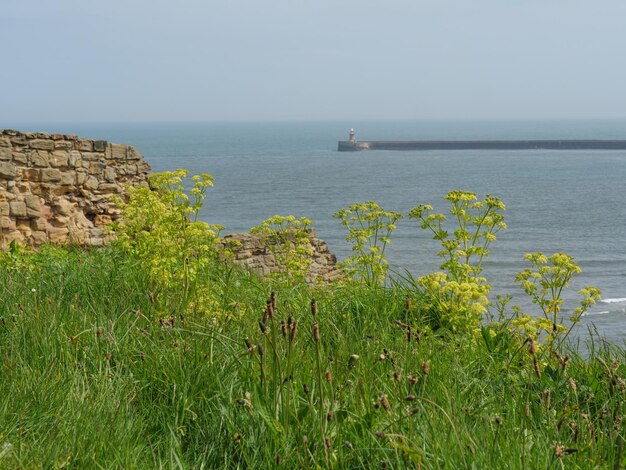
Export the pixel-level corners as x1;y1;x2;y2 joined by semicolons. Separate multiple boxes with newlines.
222;232;343;283
0;130;151;248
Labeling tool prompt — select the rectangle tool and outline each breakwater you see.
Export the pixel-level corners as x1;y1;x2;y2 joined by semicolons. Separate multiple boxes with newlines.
338;139;626;151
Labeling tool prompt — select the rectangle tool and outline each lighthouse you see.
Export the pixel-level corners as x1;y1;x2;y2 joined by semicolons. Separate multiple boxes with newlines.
349;128;356;143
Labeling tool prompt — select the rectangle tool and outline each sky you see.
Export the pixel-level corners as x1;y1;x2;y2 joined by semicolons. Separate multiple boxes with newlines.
2;0;626;123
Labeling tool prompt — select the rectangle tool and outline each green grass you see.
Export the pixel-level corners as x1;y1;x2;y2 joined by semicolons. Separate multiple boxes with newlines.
0;246;625;468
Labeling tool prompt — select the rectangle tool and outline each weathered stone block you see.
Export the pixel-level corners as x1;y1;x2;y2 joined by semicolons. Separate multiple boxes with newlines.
127;147;142;160
21;168;41;181
50;151;70;168
54;198;73;216
60;171;76;186
0;147;11;161
106;143;127;160
78;140;93;152
9;201;27;218
24;195;41;211
93;140;107;152
29;139;54;150
54;141;73;150
83;175;99;190
0;216;13;229
9;136;26;146
0;162;17;179
89;162;105;175
104;167;117;182
52;185;74;196
50;134;64;141
48;226;69;244
97;183;122;193
28;183;46;196
12;152;27;164
0;137;10;147
31;217;47;231
81;152;101;161
41;168;62;182
0;201;9;216
68;150;81;167
30;150;50;167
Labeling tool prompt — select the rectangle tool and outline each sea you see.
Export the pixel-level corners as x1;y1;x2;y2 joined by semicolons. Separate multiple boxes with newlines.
16;120;626;345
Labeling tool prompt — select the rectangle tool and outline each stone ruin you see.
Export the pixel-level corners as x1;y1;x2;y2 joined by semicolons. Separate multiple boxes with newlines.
222;232;343;284
0;130;342;282
0;130;151;248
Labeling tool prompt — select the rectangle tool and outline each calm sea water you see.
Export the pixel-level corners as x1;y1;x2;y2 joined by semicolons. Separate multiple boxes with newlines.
21;120;626;344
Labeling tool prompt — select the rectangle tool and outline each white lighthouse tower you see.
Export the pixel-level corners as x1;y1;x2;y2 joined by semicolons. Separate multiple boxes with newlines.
349;128;356;143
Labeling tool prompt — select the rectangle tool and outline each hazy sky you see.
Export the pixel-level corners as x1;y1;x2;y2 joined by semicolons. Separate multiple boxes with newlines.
2;0;626;122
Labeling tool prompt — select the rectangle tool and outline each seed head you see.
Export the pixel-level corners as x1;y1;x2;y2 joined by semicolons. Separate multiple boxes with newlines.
421;361;430;375
568;377;577;392
280;320;287;338
325;369;332;383
379;394;390;411
311;299;318;319
270;291;276;312
259;321;267;335
404;395;416;402
289;321;298;341
313;322;320;342
611;359;620;373
257;343;264;357
544;389;551;409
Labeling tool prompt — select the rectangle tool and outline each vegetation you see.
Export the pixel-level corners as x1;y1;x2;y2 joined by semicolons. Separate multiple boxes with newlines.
0;172;623;469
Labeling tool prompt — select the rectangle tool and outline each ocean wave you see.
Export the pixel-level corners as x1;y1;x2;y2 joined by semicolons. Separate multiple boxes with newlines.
600;298;626;304
581;311;610;317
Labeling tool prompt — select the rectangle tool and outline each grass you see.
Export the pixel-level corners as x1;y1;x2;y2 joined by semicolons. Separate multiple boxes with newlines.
0;245;625;468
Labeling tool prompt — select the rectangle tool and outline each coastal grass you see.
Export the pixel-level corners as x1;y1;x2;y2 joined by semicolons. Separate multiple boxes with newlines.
0;246;625;468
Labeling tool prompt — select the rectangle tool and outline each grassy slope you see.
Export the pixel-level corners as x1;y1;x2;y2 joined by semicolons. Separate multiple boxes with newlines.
0;247;624;468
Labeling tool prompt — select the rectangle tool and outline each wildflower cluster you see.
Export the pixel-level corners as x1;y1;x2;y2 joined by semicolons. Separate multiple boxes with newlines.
513;252;601;347
334;201;402;287
112;169;223;315
408;191;506;333
250;215;314;284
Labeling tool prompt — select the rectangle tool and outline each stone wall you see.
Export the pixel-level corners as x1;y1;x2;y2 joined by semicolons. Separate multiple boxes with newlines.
222;232;343;283
0;130;151;248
